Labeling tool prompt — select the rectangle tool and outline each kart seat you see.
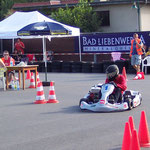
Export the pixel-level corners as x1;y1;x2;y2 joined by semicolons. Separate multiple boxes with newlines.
124;91;131;96
108;99;115;104
108;95;115;104
124;91;135;100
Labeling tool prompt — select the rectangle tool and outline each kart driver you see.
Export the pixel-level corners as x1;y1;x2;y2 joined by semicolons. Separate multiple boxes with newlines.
105;65;127;103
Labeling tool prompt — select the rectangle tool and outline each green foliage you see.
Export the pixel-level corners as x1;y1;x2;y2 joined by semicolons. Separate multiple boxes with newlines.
0;0;14;20
51;0;101;32
0;0;49;21
13;0;49;2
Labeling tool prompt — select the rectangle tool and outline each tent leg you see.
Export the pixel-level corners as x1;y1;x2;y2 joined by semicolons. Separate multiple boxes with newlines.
78;35;82;62
45;66;47;82
42;37;50;86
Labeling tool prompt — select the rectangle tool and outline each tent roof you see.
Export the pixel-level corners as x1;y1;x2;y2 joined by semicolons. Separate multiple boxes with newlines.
0;11;80;39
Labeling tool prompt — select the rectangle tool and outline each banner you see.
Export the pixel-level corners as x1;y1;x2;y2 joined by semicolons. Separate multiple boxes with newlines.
80;31;150;53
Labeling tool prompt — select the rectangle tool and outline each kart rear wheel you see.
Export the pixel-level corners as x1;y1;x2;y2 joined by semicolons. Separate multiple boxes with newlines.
139;94;142;105
124;98;133;110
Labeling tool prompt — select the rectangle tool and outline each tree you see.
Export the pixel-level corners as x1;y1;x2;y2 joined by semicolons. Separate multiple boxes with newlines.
0;0;13;21
51;0;101;32
0;0;50;21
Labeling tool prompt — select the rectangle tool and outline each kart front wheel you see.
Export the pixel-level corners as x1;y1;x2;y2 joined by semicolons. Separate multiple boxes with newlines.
79;98;89;106
125;98;133;110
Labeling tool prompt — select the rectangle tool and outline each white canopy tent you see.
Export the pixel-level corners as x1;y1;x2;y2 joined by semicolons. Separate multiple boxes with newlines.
0;11;81;59
0;11;81;82
0;11;80;37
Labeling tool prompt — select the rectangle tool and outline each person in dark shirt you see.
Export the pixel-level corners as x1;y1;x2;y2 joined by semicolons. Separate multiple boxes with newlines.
12;49;19;61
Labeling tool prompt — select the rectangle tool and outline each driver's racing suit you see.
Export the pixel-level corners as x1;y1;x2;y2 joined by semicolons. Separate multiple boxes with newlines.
105;74;127;103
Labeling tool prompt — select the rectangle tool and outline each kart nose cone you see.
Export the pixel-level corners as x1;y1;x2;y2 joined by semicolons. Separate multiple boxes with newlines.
100;100;106;104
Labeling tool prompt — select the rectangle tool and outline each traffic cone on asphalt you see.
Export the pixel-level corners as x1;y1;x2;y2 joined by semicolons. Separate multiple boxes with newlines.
29;72;35;88
34;81;47;104
26;70;31;80
140;72;145;79
130;129;141;150
133;72;144;80
47;81;59;103
128;116;135;134
138;111;150;147
37;72;40;83
122;122;132;150
122;67;127;81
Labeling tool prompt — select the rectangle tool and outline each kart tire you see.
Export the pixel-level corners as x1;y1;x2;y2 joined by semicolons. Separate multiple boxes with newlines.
125;98;133;110
139;95;142;105
79;98;89;106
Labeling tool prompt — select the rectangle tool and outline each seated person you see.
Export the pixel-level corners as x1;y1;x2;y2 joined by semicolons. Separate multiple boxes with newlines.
145;46;150;57
18;50;24;62
0;58;6;68
47;50;54;61
1;50;16;85
105;65;127;103
16;50;28;64
12;49;19;61
26;54;37;62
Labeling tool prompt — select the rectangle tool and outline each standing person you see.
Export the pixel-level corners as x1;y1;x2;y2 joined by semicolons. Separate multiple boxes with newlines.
14;38;25;54
145;46;150;56
1;50;16;85
130;33;144;80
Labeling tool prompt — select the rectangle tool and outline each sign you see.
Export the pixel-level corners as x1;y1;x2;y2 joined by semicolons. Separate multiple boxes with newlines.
80;31;150;53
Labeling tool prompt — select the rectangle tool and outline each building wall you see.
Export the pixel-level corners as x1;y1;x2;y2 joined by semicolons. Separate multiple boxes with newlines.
140;4;150;31
94;3;150;33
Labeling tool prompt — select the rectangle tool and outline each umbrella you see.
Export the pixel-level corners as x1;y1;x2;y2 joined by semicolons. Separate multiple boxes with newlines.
17;21;72;36
17;21;72;85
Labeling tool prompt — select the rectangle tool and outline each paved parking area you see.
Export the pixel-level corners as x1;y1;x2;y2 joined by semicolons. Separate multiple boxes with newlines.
0;73;150;150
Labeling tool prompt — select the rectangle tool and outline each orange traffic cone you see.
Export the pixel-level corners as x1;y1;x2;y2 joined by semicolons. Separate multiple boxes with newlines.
128;116;135;134
140;72;145;79
122;122;132;150
138;111;150;147
29;72;35;88
26;70;31;80
34;81;47;104
130;129;141;150
122;67;127;81
47;81;59;103
133;72;144;80
37;72;40;83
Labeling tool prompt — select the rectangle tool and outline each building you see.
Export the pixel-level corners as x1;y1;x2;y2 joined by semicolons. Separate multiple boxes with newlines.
1;0;150;64
12;0;150;33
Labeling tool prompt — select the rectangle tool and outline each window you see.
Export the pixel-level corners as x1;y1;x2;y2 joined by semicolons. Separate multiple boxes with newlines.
97;11;110;26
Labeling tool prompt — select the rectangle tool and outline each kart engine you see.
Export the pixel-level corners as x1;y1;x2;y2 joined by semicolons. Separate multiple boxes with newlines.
89;86;101;101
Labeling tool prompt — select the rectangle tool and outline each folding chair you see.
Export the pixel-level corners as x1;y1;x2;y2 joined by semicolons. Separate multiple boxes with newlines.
0;68;6;91
111;52;121;61
142;56;150;74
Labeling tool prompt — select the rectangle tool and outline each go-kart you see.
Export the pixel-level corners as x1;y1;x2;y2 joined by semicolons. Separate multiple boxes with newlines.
79;82;142;112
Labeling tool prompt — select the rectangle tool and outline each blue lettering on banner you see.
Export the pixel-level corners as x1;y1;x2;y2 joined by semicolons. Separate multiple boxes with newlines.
80;31;149;53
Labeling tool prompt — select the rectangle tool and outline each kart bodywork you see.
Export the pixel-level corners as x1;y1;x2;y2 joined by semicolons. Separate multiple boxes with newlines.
79;83;142;112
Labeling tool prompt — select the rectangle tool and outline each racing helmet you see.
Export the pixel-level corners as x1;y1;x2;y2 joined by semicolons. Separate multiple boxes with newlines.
106;65;119;81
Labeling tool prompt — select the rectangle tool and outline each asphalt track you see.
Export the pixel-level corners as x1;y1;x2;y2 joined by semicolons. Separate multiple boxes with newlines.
0;73;150;150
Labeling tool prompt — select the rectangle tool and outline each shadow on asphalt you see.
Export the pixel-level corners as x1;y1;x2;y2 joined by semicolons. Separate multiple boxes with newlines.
110;148;121;150
40;105;94;115
40;105;129;115
5;102;33;107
